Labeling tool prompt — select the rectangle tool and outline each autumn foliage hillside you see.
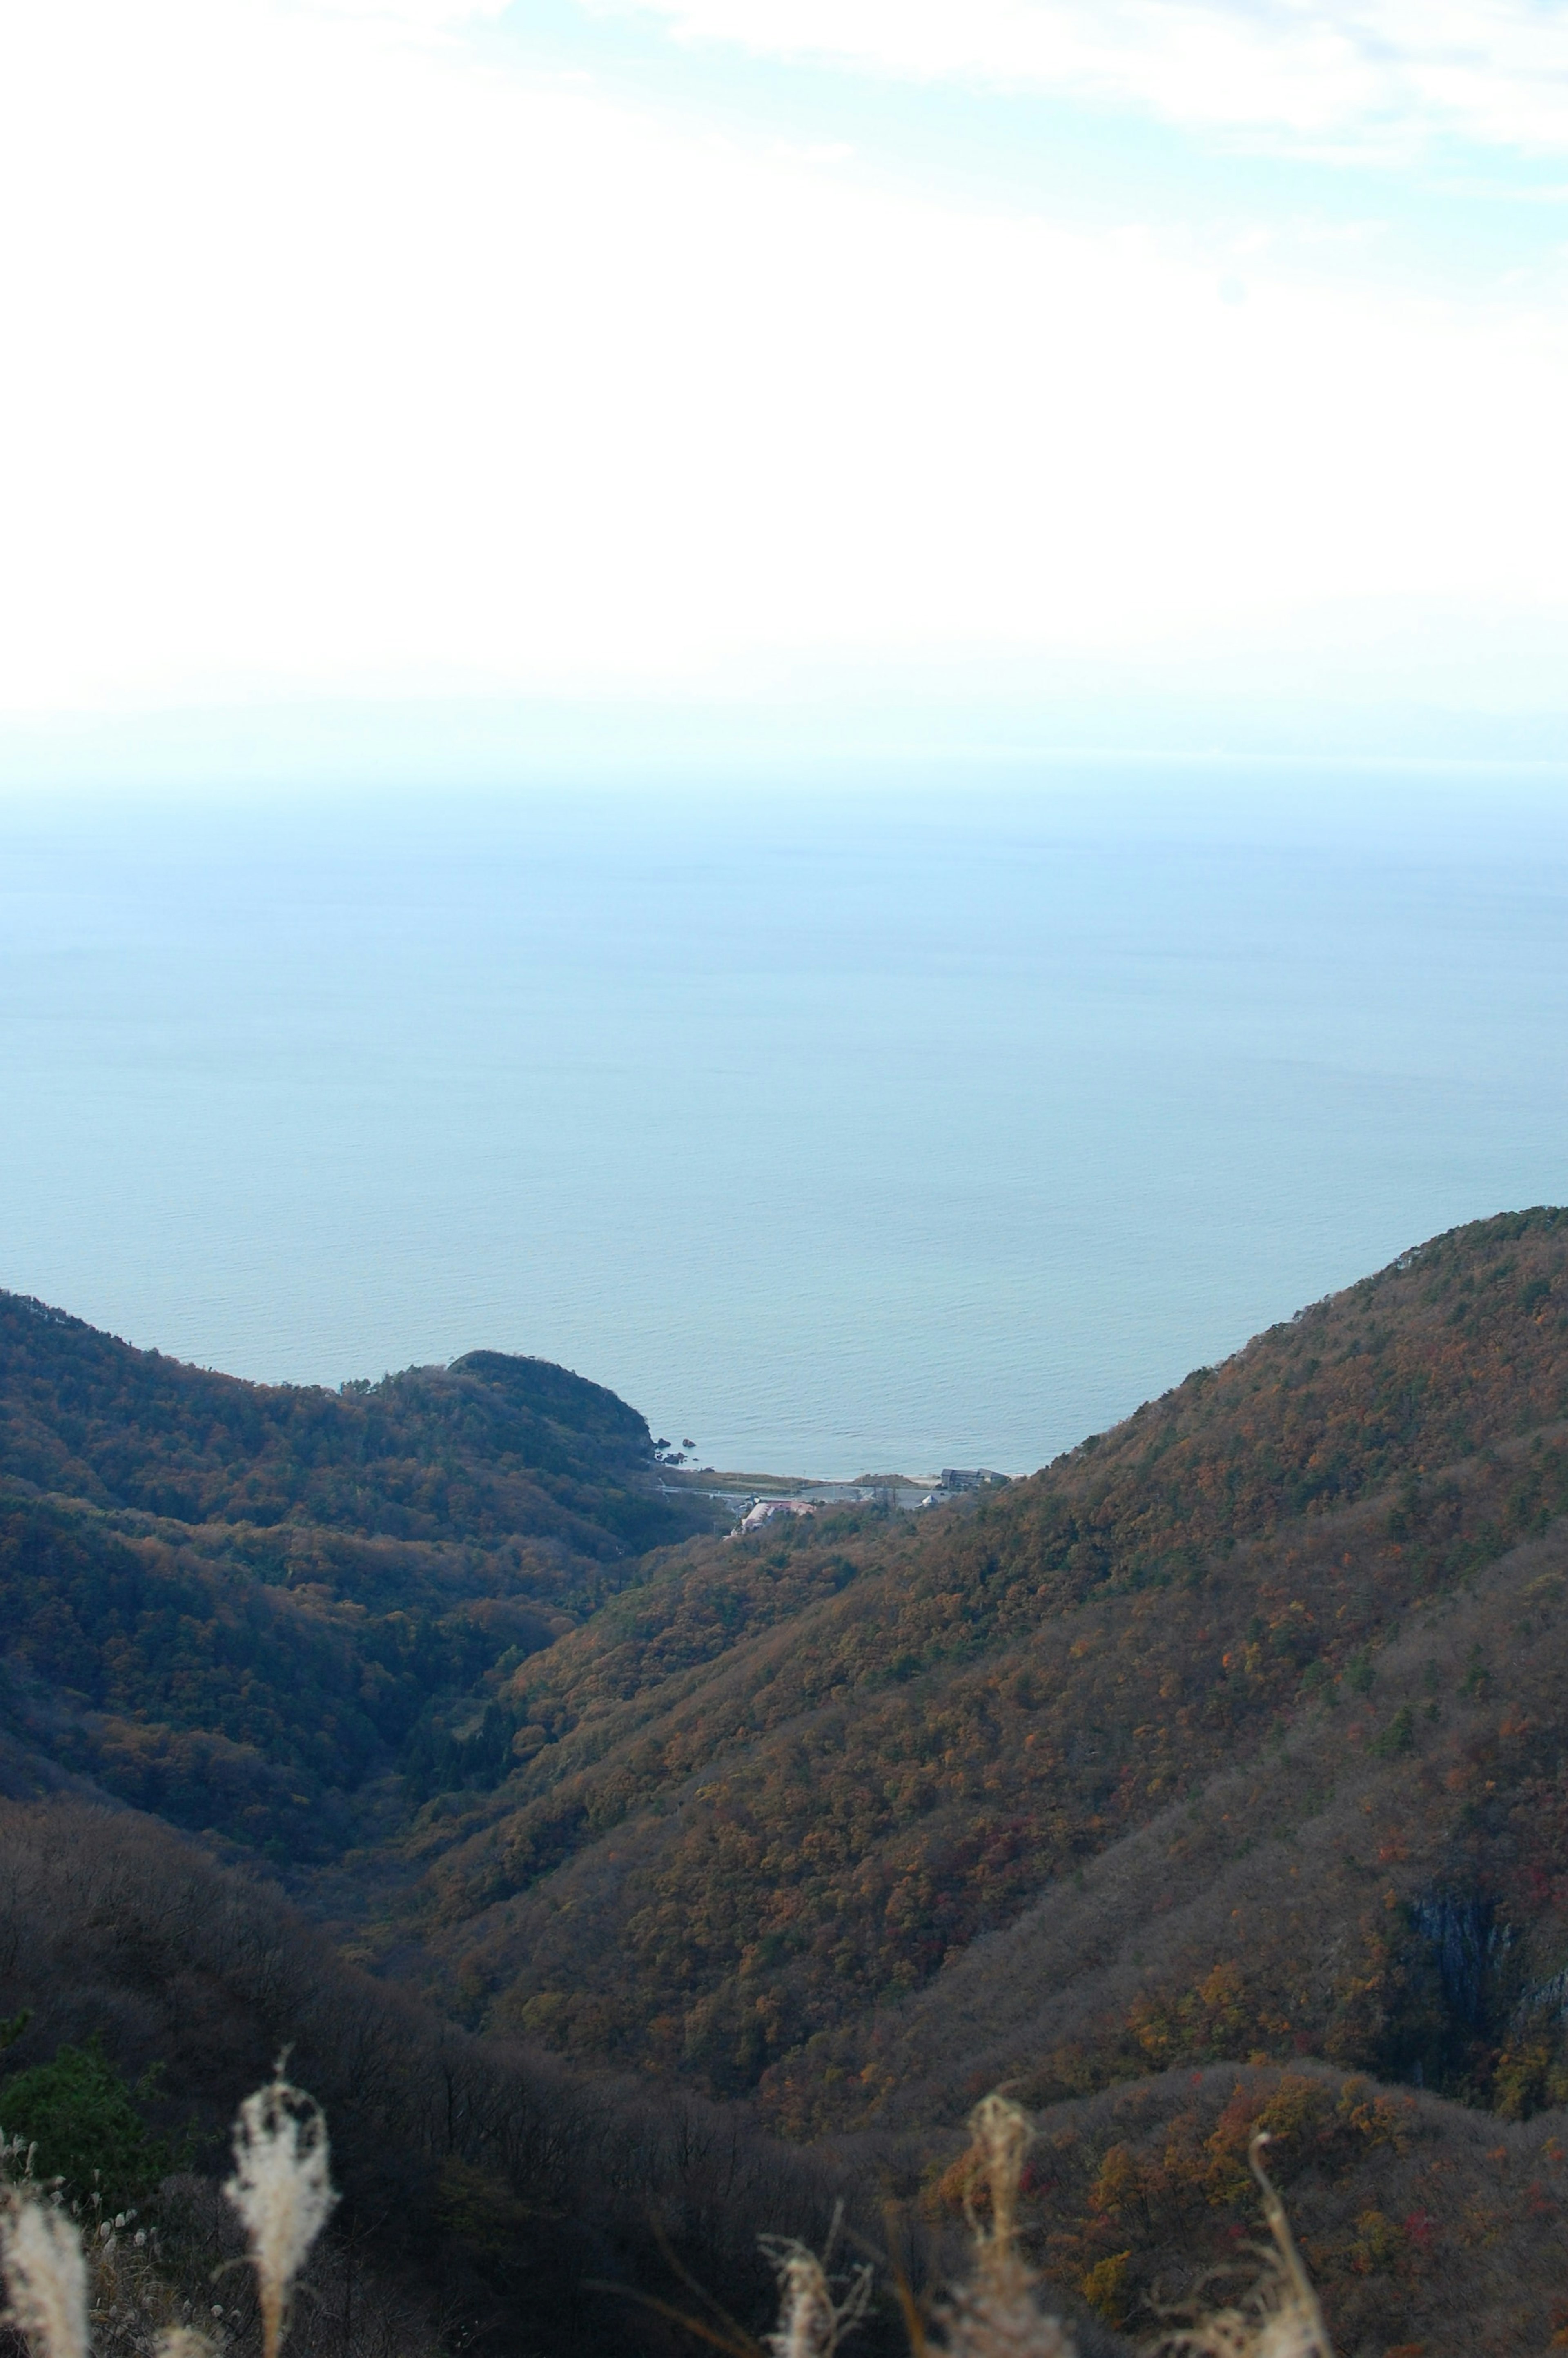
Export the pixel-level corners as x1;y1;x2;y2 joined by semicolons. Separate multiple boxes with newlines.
9;1220;1568;2353
373;1210;1568;2116
915;2057;1568;2355
0;1294;715;1854
0;1289;698;1554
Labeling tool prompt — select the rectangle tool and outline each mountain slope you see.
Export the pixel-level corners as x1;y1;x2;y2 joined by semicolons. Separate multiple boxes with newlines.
0;1292;715;1854
785;1482;1568;2130
372;1211;1568;2110
8;1227;1568;2352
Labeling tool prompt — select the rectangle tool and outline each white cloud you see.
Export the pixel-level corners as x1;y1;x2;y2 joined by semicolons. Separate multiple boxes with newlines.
0;0;1565;729
601;0;1568;158
296;0;512;29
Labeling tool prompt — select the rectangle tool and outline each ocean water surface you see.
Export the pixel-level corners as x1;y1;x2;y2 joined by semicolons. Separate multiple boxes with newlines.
2;767;1566;1477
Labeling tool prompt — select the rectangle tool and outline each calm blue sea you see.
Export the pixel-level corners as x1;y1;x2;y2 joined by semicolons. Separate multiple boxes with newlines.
2;767;1566;1478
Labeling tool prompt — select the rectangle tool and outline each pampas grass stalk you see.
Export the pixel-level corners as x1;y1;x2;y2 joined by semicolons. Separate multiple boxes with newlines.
935;2097;1074;2358
761;2214;873;2358
154;2331;216;2358
0;2194;89;2358
1246;2131;1334;2358
223;2074;337;2358
764;2249;855;2358
1149;2134;1334;2358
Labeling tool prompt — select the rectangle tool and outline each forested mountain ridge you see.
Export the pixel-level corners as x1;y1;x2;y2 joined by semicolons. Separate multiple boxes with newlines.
0;1291;715;1853
371;1210;1568;2114
0;1289;688;1551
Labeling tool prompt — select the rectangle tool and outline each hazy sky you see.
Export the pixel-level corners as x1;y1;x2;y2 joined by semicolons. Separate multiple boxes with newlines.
4;0;1568;770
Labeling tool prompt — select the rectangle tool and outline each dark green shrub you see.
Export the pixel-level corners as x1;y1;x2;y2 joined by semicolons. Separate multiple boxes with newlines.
0;2038;180;2205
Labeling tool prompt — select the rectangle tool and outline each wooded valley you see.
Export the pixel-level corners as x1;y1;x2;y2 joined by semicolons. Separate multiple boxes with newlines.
6;1209;1568;2354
